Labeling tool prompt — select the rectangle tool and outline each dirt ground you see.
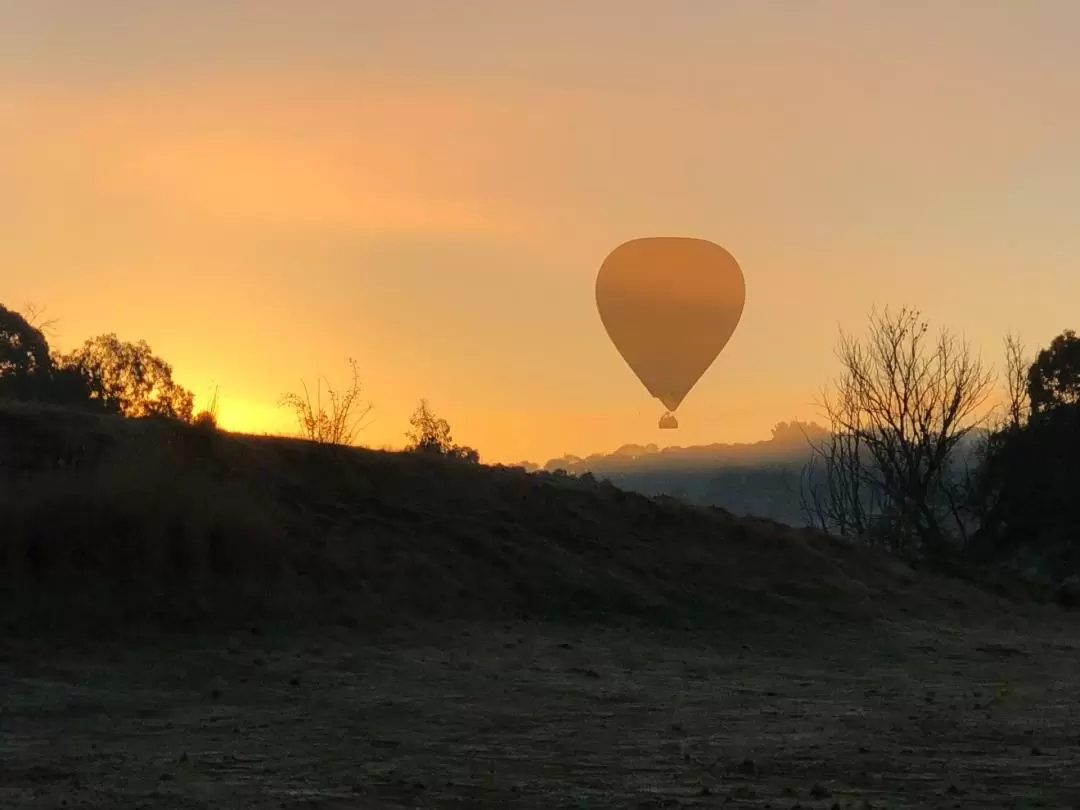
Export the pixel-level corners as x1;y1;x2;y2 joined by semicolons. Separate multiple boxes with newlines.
3;611;1080;809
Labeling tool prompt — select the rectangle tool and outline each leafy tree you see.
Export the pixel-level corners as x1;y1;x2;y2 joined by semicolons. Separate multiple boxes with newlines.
0;303;99;407
0;304;52;399
1027;329;1080;416
405;399;479;462
971;331;1080;576
279;358;372;445
57;334;194;421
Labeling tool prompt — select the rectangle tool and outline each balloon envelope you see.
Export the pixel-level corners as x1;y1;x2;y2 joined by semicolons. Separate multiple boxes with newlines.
596;237;745;413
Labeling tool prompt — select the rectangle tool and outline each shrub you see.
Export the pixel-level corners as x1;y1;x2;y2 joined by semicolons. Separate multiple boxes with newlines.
279;358;373;445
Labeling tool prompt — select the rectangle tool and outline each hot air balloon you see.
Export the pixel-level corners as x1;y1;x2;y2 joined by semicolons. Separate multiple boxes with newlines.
596;237;745;428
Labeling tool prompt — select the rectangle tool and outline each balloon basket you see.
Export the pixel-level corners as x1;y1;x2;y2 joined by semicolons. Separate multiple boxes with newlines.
658;411;679;429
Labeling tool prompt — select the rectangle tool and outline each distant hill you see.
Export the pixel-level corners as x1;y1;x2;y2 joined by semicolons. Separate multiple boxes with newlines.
535;421;828;525
542;421;830;475
537;421;991;528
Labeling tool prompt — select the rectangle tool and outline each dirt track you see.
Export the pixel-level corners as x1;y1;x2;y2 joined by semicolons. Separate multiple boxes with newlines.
3;612;1080;809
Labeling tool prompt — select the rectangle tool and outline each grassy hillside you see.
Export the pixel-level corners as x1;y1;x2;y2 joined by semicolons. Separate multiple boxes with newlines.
0;403;1017;637
8;405;1080;809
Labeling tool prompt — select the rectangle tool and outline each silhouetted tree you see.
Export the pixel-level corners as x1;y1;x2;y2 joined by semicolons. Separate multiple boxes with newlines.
279;358;372;445
1001;334;1031;431
801;306;994;561
0;303;99;407
405;399;479;462
57;334;194;421
971;331;1080;577
973;406;1080;560
1027;329;1080;416
0;304;51;400
21;302;59;340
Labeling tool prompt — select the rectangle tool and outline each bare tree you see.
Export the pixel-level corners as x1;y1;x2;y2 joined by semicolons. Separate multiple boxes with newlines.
22;302;59;338
279;358;373;446
962;333;1038;553
1001;333;1030;431
801;306;995;560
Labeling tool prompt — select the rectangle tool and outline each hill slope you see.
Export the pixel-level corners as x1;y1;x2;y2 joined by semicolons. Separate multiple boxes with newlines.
0;404;1007;634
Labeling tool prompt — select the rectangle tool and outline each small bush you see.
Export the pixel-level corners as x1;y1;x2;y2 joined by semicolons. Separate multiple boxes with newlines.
280;358;372;446
192;410;218;430
404;398;479;463
192;385;220;431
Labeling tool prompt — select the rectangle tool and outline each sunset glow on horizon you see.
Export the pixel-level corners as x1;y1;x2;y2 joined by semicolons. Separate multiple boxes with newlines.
5;2;1080;464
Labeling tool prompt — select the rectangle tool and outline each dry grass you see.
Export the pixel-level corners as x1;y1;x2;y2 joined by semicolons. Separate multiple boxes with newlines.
1;402;1033;638
3;617;1080;808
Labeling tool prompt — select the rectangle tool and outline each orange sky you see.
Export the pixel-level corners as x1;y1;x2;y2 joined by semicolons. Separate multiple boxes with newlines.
4;2;1080;464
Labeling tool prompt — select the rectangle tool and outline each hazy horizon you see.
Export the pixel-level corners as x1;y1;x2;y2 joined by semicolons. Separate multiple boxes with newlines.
5;1;1080;463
